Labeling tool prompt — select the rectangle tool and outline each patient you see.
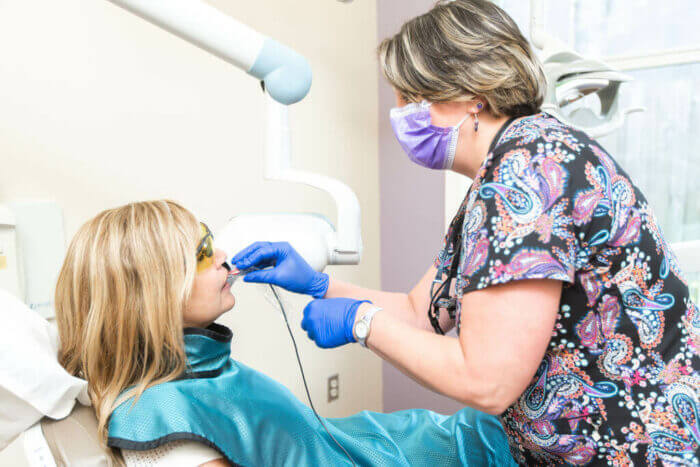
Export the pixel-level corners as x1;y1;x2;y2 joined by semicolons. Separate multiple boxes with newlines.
55;200;514;466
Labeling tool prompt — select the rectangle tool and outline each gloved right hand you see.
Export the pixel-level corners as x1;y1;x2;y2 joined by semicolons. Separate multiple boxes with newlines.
301;298;371;349
231;241;329;299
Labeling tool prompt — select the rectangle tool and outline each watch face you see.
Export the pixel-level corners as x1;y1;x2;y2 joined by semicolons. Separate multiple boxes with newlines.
356;322;369;339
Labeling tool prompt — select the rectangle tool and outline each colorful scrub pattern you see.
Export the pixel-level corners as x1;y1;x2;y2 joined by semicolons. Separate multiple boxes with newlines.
435;113;699;466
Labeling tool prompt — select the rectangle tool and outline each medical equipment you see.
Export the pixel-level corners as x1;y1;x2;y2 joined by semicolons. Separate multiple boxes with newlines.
0;206;21;300
540;53;644;138
215;95;363;271
225;265;264;286
0;201;66;319
429;213;464;335
105;0;363;273
105;0;311;106
529;0;643;138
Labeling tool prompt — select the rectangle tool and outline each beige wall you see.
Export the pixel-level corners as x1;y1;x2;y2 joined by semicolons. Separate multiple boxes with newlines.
377;0;466;415
0;0;381;416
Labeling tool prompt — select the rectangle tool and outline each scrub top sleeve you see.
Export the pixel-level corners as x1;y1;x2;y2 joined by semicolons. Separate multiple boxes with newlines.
456;145;580;295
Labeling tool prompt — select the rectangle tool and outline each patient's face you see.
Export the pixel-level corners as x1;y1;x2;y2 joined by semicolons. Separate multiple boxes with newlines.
184;248;236;328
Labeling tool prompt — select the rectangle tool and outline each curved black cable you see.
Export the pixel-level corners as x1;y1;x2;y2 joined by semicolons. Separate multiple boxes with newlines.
268;285;357;466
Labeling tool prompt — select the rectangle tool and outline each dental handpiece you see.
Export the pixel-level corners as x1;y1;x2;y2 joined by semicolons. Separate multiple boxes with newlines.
225;265;268;286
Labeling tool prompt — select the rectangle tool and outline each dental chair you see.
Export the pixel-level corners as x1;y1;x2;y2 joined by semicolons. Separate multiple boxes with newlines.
0;287;108;466
0;404;112;467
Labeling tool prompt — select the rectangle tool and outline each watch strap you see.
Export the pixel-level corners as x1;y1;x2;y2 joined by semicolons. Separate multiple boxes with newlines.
356;306;382;347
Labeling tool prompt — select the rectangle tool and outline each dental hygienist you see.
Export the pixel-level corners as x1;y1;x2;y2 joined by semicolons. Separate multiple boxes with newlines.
233;1;699;465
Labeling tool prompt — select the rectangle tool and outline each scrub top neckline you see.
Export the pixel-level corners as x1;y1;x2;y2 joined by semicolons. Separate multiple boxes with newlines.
487;115;520;155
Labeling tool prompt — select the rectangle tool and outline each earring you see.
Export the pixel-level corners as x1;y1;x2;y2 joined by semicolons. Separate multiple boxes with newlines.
474;102;483;132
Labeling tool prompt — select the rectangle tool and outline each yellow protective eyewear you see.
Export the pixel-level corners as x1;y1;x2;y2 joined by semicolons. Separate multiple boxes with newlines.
196;222;215;273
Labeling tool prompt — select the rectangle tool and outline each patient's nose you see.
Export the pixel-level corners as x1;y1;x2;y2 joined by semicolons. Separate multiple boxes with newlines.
214;249;228;268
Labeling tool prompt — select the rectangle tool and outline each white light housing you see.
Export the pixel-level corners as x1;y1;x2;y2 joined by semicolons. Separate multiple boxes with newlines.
216;95;362;271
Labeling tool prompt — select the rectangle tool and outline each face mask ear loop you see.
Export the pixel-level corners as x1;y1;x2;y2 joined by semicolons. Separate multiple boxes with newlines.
445;113;471;170
455;113;470;131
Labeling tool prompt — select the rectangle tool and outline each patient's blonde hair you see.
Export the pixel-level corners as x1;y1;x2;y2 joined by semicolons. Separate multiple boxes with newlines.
55;200;201;460
378;0;546;117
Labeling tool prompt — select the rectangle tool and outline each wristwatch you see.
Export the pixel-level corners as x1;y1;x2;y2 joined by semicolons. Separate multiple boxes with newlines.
353;305;382;347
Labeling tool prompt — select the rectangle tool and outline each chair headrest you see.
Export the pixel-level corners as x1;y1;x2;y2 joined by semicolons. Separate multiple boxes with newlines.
0;289;89;449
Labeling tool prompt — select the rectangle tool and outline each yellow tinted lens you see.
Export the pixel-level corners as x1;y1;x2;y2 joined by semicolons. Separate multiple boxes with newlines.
196;223;214;272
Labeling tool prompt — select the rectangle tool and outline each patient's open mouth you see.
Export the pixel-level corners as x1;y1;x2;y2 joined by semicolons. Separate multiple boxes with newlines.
224;271;237;289
222;266;265;289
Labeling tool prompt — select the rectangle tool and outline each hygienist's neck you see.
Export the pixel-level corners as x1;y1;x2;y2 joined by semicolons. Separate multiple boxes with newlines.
451;113;512;180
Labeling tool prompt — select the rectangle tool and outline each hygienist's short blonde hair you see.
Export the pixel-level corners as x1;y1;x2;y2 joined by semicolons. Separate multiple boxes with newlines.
378;0;546;117
55;200;201;460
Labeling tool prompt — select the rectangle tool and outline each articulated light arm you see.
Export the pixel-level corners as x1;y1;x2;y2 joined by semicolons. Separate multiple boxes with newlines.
106;0;312;105
106;0;362;266
265;95;362;264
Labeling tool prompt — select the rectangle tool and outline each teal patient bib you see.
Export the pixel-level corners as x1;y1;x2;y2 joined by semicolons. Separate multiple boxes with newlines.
108;324;515;466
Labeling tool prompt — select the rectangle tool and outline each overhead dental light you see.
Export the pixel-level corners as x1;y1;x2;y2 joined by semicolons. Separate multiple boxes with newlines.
529;0;643;138
106;0;362;270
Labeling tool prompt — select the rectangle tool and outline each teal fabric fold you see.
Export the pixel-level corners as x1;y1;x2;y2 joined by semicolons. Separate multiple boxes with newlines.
108;324;515;466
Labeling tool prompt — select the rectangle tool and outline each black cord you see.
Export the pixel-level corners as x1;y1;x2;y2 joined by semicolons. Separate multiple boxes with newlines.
428;275;449;335
268;285;357;467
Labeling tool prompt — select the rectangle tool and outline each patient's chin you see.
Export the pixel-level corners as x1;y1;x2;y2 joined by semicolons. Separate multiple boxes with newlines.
222;292;236;311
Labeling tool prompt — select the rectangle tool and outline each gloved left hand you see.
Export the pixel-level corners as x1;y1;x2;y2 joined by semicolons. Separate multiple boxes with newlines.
301;298;371;349
231;241;329;299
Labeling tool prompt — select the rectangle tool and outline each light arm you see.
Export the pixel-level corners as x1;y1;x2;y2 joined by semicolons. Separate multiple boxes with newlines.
106;0;363;268
105;0;311;105
265;96;362;264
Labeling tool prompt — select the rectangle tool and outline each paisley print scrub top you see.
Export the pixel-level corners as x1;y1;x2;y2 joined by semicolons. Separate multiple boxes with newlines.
434;113;699;466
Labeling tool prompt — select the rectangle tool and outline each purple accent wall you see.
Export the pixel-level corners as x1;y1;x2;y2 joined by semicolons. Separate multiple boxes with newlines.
377;0;464;415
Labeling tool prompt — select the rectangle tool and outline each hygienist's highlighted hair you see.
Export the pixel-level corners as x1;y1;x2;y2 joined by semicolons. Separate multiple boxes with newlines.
378;0;546;117
55;200;201;459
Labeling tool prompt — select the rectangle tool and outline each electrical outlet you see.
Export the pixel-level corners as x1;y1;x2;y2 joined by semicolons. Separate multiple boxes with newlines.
327;374;339;403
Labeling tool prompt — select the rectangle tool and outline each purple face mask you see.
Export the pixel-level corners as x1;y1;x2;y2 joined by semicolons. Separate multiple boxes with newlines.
390;101;469;170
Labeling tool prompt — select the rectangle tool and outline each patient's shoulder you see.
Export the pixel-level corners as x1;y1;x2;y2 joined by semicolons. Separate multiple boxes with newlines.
121;439;226;466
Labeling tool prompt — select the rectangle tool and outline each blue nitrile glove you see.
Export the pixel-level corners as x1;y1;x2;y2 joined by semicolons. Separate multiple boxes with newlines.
231;241;329;298
301;298;371;349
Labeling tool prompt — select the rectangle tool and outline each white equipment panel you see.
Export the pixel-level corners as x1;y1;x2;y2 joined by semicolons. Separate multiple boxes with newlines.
9;201;66;319
0;206;22;300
